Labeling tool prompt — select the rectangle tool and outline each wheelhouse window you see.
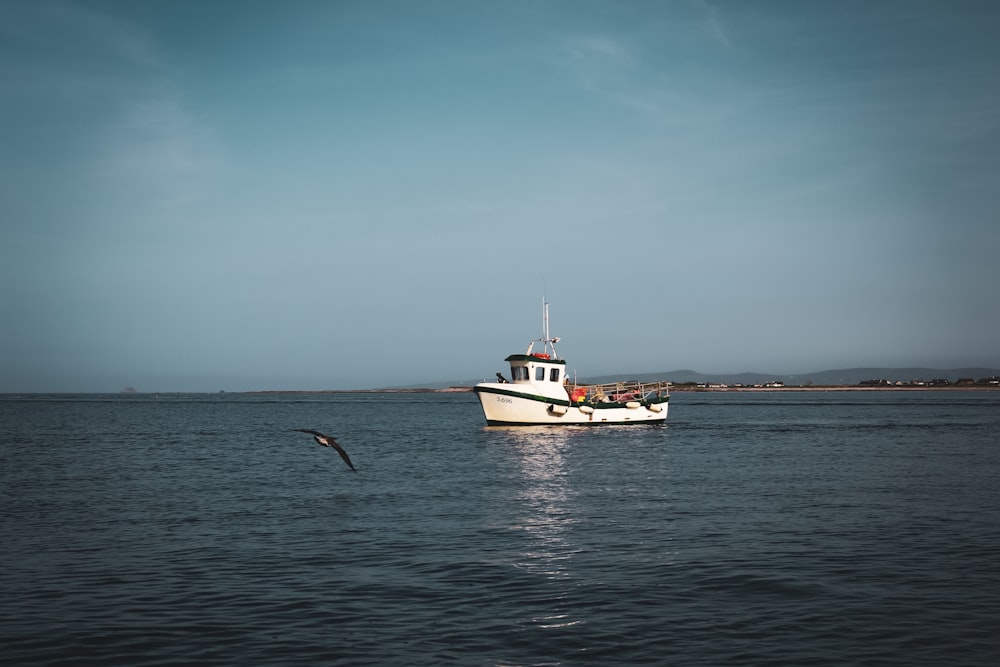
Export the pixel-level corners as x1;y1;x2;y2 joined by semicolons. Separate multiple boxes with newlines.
511;366;528;381
535;367;545;381
550;368;560;382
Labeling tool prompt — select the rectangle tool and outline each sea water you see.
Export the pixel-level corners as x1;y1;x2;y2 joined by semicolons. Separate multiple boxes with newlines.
2;390;998;666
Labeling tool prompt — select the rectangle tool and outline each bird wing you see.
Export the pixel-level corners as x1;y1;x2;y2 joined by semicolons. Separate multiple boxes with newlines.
328;440;357;472
294;429;356;472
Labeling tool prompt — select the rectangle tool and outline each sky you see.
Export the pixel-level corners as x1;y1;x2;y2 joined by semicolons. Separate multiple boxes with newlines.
2;0;999;392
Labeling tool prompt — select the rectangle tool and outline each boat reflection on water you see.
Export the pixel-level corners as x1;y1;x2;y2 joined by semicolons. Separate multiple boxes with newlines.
487;426;587;629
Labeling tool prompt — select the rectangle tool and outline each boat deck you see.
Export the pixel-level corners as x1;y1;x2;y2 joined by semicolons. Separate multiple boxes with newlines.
567;380;671;405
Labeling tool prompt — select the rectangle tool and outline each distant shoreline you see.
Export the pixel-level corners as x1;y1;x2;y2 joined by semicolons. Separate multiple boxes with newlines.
245;384;998;394
669;385;999;392
247;387;473;394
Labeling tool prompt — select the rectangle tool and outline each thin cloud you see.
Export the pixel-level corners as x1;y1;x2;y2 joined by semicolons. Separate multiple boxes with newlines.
101;91;225;209
0;1;167;81
695;0;733;50
550;4;744;127
2;1;224;210
563;34;631;63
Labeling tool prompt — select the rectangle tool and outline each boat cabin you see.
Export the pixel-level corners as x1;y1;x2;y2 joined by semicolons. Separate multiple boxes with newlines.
504;353;566;384
499;353;569;400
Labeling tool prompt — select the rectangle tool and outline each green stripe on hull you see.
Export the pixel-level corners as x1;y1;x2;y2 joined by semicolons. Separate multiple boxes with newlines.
473;385;555;404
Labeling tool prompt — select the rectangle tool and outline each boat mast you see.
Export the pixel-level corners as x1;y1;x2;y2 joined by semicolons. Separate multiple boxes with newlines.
542;297;548;346
542;298;559;359
526;297;560;357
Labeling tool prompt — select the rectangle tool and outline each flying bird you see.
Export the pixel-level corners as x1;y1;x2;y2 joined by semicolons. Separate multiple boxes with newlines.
294;429;357;472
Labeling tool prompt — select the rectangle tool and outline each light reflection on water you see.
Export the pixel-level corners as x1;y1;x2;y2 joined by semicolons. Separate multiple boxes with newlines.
487;426;590;629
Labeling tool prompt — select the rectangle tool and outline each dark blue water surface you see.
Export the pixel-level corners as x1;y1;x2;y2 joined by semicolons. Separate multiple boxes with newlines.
2;390;998;666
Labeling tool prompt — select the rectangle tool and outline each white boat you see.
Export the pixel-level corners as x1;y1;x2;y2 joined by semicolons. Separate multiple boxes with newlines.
473;302;670;426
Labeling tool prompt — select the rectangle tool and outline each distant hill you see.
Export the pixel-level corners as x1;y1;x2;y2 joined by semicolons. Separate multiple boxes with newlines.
395;367;1000;389
581;367;1000;387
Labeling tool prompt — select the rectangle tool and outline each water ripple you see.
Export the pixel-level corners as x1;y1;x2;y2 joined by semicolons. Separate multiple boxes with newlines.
2;392;999;665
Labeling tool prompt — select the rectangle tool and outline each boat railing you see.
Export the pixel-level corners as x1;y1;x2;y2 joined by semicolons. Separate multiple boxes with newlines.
567;380;670;404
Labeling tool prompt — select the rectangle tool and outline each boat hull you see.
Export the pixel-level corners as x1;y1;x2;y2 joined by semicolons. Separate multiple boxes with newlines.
474;384;668;426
